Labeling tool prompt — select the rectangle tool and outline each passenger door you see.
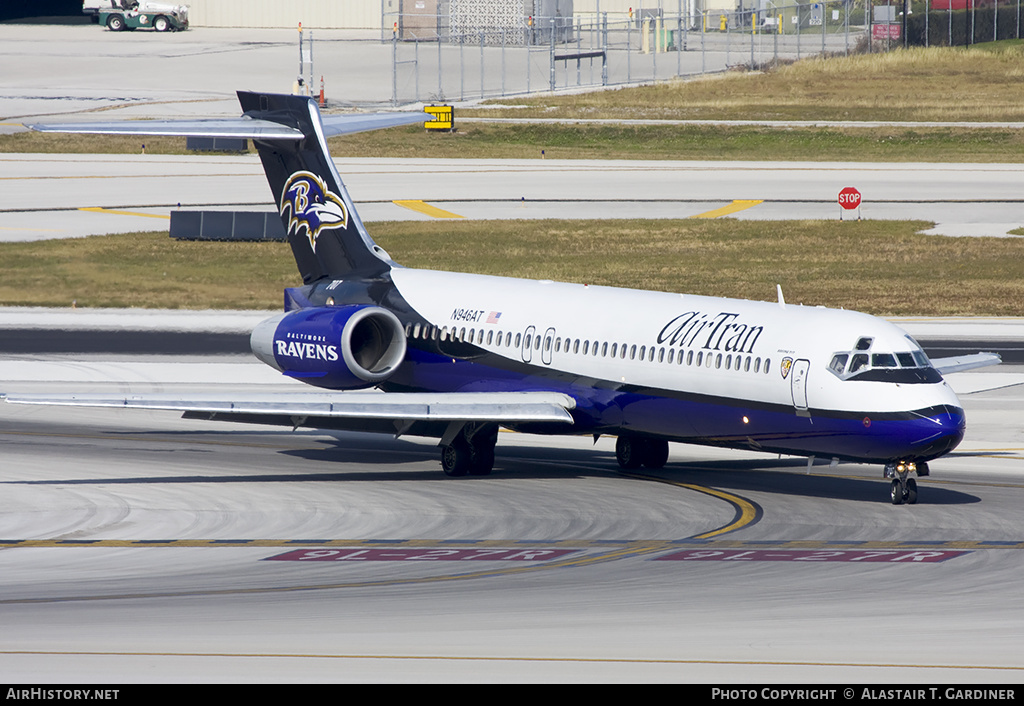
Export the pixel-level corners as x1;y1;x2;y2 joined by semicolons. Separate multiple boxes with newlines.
791;359;810;417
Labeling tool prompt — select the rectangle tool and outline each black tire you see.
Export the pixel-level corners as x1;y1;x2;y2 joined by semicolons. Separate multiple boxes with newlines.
906;478;918;505
469;448;495;476
154;16;171;32
615;436;643;470
441;441;471;477
107;14;126;31
890;479;904;505
641;439;669;469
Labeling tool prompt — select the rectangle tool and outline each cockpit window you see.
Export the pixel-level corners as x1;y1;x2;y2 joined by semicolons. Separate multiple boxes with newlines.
849;354;869;373
827;337;941;384
871;353;897;368
829;354;848;374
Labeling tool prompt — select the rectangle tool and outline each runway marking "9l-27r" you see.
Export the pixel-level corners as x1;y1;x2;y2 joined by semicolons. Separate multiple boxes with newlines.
265;548;580;562
655;549;968;562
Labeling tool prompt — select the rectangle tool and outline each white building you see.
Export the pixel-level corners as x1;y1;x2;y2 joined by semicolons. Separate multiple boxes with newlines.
182;0;731;30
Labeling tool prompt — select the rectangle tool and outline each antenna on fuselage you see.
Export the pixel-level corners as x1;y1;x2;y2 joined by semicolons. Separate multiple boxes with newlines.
777;285;786;309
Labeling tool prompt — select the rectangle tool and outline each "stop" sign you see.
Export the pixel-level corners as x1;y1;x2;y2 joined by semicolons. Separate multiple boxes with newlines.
838;187;862;210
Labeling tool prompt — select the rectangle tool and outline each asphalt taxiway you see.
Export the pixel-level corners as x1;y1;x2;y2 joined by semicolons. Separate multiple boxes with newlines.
2;383;1024;682
2;314;1024;681
2;378;1024;683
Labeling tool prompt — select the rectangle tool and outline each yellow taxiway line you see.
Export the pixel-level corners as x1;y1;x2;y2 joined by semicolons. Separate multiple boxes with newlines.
392;200;465;219
78;207;170;220
690;199;764;219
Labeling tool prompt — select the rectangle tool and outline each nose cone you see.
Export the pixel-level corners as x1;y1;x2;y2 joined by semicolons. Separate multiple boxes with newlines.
913;404;966;461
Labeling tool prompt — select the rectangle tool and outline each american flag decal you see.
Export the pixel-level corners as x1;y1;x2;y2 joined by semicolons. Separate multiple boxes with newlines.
486;311;502;324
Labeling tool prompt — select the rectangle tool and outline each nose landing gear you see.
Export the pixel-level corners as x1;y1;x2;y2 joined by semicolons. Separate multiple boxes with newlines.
885;461;927;505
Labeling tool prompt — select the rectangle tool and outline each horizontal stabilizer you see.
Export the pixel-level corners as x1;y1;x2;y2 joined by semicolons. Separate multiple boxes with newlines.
321;112;434;137
26;112;431;140
4;390;577;425
27;118;305;140
931;352;1002;375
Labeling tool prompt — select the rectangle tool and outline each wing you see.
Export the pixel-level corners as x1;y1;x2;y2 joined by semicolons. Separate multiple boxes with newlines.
2;390;576;436
930;353;1002;375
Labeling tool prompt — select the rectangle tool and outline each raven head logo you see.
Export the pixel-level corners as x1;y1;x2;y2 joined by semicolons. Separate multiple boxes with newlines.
279;171;349;253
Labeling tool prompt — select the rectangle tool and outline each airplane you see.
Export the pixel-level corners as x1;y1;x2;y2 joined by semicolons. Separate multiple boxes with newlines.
3;90;1001;505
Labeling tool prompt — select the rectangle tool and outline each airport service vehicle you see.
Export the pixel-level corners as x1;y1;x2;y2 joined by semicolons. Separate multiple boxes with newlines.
84;1;189;32
8;92;1000;504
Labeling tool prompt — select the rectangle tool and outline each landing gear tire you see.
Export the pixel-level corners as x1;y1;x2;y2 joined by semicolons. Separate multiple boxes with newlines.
615;436;643;470
905;477;918;505
440;423;497;477
468;447;495;476
616;437;669;470
886;461;922;505
441;440;471;477
890;479;904;505
641;439;669;469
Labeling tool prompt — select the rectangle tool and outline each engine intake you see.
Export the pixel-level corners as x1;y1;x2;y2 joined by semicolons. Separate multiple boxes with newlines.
251;305;407;389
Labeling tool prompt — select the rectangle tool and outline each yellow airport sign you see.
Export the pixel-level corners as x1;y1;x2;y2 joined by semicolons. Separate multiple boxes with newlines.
424;105;454;131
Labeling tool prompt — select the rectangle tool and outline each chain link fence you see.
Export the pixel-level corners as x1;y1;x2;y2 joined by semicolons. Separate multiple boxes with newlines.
383;4;865;106
907;0;1022;47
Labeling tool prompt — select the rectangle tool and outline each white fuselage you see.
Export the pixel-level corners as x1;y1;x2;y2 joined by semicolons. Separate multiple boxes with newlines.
391;267;962;420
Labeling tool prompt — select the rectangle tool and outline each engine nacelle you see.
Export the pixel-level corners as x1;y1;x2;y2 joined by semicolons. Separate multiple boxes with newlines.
250;305;407;389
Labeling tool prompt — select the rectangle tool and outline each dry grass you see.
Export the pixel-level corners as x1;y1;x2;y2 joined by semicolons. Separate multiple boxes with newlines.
374;219;1024;316
0;132;188;155
7;222;1020;316
472;44;1024;122
0;233;294;310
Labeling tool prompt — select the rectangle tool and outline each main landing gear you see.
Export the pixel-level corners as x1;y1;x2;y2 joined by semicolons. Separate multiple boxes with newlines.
615;435;669;470
885;461;928;505
440;423;498;477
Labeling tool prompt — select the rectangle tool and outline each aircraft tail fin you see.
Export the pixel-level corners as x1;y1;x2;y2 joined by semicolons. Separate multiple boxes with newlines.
28;92;430;284
236;92;391;283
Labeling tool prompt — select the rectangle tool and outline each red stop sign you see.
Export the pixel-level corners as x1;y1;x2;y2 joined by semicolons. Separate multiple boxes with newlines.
838;187;862;210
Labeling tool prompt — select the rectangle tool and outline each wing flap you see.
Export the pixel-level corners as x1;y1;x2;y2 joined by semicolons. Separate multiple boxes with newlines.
3;391;576;424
